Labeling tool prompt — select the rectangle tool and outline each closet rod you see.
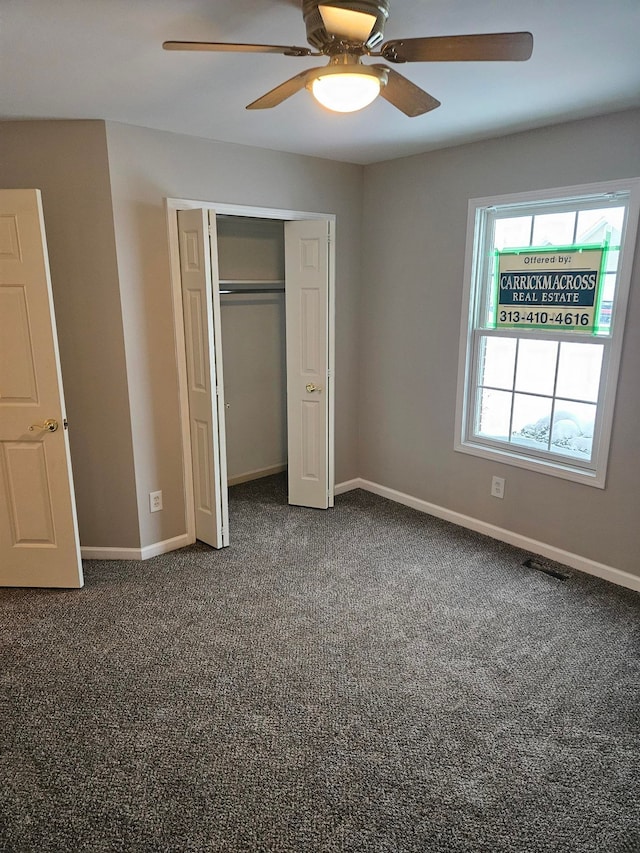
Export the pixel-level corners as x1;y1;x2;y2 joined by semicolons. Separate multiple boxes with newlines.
220;286;285;295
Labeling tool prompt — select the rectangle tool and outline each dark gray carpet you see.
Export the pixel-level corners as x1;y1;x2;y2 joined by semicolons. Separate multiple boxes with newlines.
1;474;639;853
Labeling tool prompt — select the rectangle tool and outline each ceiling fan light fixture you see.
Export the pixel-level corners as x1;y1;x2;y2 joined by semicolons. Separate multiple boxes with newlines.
311;73;379;112
308;64;386;113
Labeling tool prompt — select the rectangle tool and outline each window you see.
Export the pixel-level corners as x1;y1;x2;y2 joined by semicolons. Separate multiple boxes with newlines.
455;179;640;487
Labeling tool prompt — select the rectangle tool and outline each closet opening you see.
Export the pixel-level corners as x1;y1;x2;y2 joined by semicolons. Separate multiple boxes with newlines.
217;215;288;489
166;199;336;550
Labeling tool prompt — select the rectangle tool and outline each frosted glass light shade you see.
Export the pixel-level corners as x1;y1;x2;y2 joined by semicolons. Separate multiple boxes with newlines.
311;72;381;113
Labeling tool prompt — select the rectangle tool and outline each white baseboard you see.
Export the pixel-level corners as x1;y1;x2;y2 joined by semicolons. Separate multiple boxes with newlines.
334;477;640;594
334;478;361;495
81;533;192;562
141;534;192;560
227;464;287;487
80;545;141;561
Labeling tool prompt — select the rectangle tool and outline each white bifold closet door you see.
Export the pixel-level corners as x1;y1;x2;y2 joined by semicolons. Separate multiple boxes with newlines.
177;208;229;548
284;219;331;510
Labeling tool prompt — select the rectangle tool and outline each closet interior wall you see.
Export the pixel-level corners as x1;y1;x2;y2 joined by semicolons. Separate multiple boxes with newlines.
216;216;287;485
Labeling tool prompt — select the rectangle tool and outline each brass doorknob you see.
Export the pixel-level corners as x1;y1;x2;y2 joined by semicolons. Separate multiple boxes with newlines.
29;419;59;433
305;383;321;393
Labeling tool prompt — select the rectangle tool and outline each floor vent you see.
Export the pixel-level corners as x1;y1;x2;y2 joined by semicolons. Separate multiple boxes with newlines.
523;557;571;581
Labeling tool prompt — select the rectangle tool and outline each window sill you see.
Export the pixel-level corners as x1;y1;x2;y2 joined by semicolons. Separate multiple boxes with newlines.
454;439;606;488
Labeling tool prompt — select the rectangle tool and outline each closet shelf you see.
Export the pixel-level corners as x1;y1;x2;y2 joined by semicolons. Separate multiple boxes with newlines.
219;279;285;286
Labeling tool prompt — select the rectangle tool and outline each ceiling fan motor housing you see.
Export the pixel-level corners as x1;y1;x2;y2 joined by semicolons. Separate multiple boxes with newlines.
302;0;390;51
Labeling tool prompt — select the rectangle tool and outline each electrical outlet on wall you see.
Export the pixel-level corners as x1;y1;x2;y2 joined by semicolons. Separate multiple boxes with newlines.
491;476;505;499
149;490;163;512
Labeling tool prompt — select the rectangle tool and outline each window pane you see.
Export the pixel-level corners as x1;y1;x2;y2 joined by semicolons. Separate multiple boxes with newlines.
604;248;620;274
482;255;499;327
476;388;512;440
532;212;576;246
550;401;597;461
556;342;603;402
576;207;625;246
515;339;558;396
494;216;532;250
511;394;553;451
596;273;617;333
479;336;516;390
600;273;617;302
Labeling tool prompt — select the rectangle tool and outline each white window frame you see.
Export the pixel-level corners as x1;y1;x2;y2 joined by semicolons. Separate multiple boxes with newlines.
455;178;640;488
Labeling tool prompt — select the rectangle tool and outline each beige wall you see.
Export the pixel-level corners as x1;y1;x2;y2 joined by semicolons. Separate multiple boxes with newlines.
359;108;640;576
217;217;287;482
104;121;364;549
221;294;287;482
0;120;140;547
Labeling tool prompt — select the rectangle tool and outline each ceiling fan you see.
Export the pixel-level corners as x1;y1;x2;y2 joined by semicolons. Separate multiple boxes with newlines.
163;0;533;116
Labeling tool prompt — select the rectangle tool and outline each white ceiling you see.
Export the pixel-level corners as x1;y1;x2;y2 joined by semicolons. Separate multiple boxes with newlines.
3;0;640;165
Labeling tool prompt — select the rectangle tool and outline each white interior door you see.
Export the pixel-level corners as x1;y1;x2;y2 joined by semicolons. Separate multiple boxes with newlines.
178;208;229;548
285;219;332;509
0;189;83;587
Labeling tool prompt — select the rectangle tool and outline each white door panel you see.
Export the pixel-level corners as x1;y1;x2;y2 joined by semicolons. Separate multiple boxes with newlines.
178;208;228;548
0;190;83;587
285;220;330;509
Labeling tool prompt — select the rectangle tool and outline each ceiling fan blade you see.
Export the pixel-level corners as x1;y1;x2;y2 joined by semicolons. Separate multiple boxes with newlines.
246;68;321;109
373;66;441;117
379;32;534;63
163;41;317;57
318;5;376;41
